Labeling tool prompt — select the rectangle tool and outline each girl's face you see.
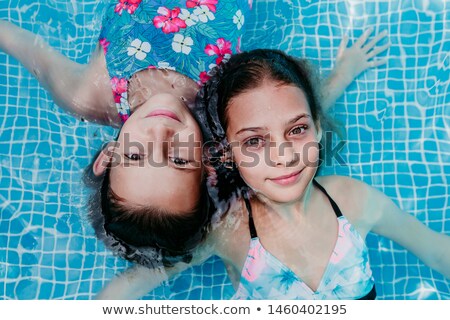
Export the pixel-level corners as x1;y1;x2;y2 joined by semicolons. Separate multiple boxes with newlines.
226;82;321;204
98;93;204;213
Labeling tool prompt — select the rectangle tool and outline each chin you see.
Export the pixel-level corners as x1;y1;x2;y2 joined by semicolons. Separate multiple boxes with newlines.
261;191;302;204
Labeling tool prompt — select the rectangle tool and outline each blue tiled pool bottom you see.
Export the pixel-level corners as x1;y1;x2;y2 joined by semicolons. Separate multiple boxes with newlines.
0;0;449;299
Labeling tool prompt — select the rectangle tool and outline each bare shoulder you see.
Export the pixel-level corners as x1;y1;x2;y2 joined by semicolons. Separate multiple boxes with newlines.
315;175;374;235
315;175;370;201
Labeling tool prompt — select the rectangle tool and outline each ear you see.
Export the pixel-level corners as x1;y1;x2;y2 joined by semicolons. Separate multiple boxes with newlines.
93;143;114;176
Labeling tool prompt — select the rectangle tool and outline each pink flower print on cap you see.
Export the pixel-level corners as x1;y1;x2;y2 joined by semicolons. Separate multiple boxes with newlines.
186;0;218;13
110;77;127;104
205;38;232;65
153;7;187;34
99;38;110;54
199;71;211;84
114;0;142;15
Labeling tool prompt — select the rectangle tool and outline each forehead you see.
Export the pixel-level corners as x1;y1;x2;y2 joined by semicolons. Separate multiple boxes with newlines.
227;84;311;125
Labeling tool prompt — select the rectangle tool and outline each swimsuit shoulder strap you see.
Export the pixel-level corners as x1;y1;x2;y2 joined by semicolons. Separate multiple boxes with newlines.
245;180;342;238
313;179;343;218
243;193;258;239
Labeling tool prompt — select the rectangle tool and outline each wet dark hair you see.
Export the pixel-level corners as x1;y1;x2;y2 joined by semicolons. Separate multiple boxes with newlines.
83;148;212;268
194;49;335;205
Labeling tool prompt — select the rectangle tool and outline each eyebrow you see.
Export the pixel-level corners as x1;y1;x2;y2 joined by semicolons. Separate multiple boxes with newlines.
123;159;200;172
287;113;311;125
234;113;311;136
171;165;200;173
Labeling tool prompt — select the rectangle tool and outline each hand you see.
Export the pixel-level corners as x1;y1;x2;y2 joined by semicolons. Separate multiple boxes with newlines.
334;28;390;83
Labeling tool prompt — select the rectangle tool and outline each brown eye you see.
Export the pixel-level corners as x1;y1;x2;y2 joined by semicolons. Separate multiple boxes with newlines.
289;125;307;135
125;153;142;161
244;137;265;148
170;157;189;166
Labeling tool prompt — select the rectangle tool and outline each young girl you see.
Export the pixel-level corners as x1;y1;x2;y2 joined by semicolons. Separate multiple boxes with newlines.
97;49;450;300
0;0;388;269
1;0;251;267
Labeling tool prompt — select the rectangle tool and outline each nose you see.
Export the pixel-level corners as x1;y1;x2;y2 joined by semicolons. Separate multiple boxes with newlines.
146;121;176;140
146;123;173;164
269;135;299;168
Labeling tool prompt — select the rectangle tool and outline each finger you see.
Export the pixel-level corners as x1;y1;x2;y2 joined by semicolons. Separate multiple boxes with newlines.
368;58;388;68
336;34;349;59
363;29;388;52
367;43;390;59
355;28;373;47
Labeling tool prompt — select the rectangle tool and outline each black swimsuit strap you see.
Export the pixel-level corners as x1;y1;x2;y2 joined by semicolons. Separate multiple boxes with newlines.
243;193;258;239
313;179;343;218
244;180;343;239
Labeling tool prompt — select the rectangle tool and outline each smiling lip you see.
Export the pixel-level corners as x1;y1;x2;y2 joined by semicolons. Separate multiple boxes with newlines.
146;109;181;122
269;169;303;186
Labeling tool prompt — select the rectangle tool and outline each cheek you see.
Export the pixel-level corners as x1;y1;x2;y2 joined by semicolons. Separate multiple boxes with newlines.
301;141;320;167
236;166;255;187
192;136;204;163
232;145;266;172
192;125;203;143
180;126;203;159
236;160;265;189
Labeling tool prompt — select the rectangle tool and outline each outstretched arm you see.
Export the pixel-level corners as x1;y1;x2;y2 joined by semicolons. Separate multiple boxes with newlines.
95;263;189;300
363;183;450;279
321;28;390;112
96;242;215;300
0;20;120;126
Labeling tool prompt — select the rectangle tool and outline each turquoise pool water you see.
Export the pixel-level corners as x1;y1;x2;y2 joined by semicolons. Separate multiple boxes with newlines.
0;0;449;299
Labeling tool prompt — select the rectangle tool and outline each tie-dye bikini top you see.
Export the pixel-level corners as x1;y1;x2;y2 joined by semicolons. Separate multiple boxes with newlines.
98;0;251;122
233;180;377;300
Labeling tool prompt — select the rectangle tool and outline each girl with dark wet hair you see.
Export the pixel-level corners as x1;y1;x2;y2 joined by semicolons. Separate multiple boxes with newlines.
96;49;450;300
